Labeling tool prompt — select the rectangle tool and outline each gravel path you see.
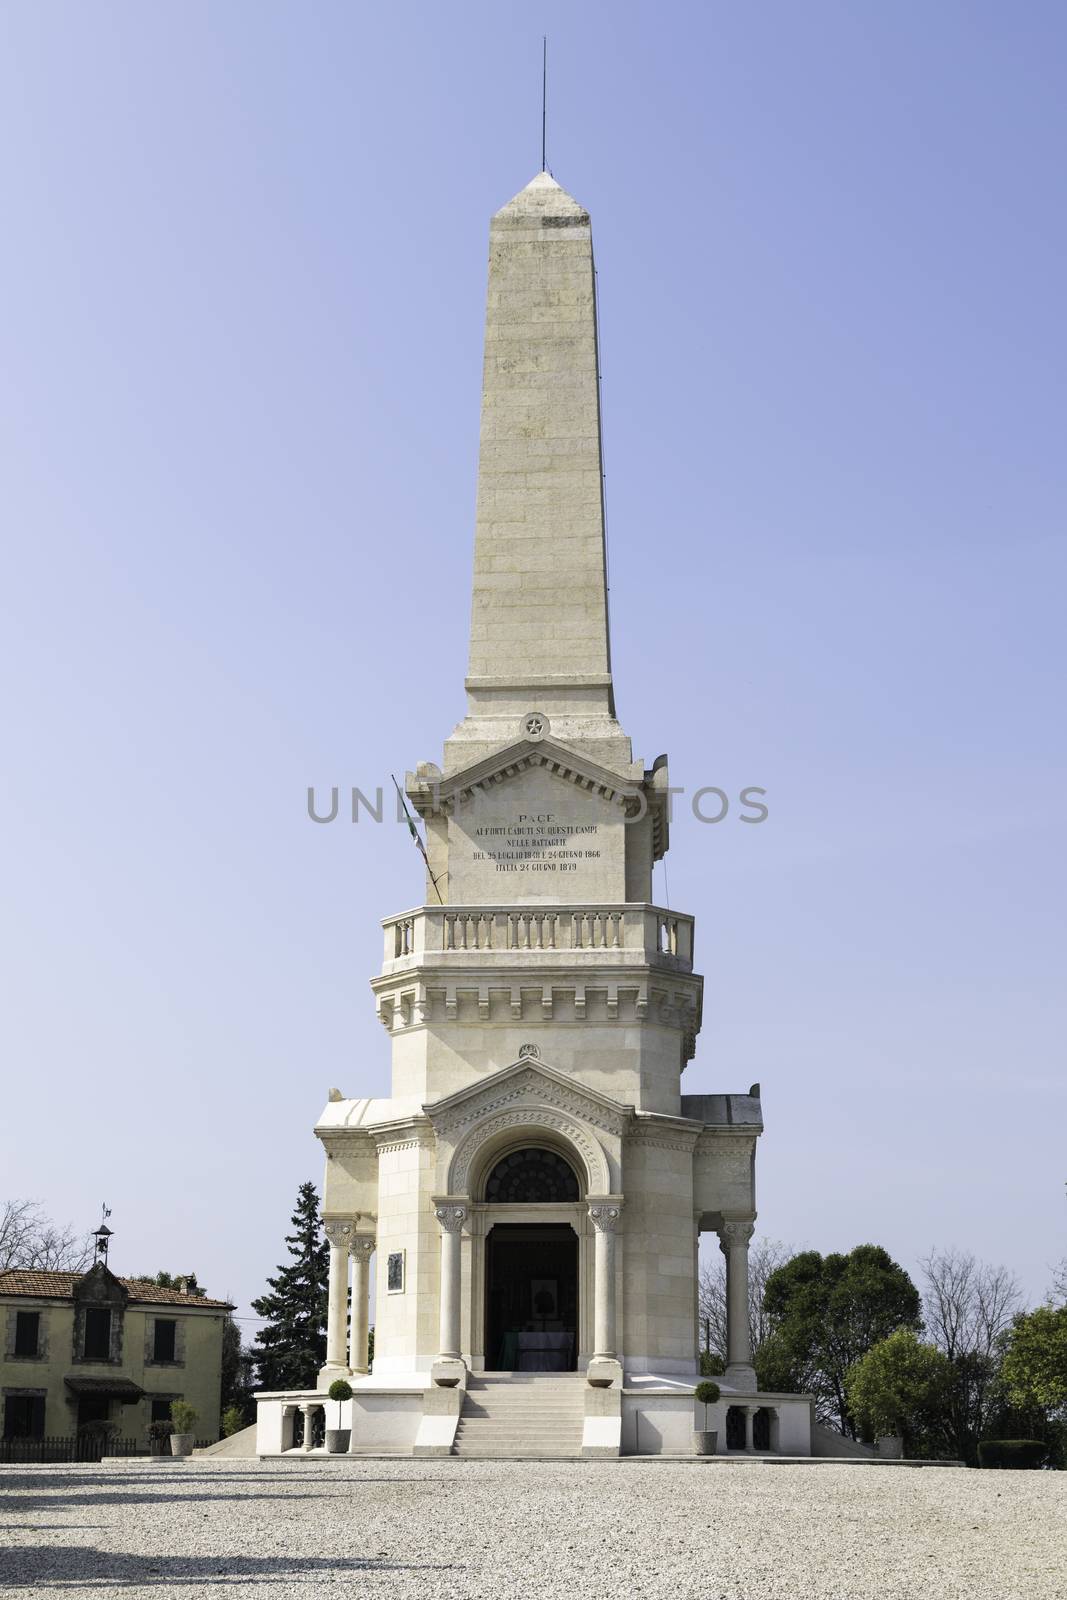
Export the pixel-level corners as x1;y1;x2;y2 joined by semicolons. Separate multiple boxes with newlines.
0;1457;1063;1599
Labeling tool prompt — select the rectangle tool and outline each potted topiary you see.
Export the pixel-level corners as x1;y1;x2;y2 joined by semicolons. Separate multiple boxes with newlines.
147;1419;174;1457
326;1379;353;1454
168;1400;198;1457
693;1380;721;1456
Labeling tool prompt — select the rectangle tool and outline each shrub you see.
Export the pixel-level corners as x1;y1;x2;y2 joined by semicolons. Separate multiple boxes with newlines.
977;1440;1048;1470
147;1420;173;1442
328;1378;353;1427
77;1418;120;1438
220;1405;245;1437
169;1400;198;1435
694;1380;721;1429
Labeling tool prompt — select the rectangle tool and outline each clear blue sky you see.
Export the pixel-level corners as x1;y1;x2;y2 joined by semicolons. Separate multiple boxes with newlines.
1;2;1064;1335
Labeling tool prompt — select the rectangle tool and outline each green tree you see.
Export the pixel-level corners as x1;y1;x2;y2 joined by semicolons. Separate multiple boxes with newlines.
220;1312;256;1422
252;1182;329;1392
759;1245;922;1435
134;1270;206;1297
846;1329;952;1457
1001;1305;1067;1414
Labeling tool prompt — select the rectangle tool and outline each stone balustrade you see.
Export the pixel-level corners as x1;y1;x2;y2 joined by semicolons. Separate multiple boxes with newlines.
383;905;694;971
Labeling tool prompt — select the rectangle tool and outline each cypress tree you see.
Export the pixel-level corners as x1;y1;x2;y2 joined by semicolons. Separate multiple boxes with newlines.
252;1181;329;1391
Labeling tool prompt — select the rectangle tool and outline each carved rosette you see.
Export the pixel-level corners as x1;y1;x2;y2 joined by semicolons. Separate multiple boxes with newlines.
323;1218;356;1249
434;1205;468;1235
350;1237;376;1262
718;1218;755;1252
588;1203;622;1234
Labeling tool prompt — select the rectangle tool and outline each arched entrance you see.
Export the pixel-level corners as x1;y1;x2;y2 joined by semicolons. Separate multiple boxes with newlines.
482;1147;581;1371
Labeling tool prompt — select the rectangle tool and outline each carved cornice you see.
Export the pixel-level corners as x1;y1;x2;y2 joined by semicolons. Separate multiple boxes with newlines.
428;1063;629;1140
407;737;641;815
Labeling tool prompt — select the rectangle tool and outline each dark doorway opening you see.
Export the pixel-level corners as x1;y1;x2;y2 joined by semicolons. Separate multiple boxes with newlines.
485;1223;578;1371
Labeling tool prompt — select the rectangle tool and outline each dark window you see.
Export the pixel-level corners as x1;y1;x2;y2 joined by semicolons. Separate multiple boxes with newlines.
152;1319;176;1362
14;1310;40;1358
4;1395;46;1439
83;1307;112;1359
150;1399;173;1423
77;1395;110;1428
484;1147;580;1203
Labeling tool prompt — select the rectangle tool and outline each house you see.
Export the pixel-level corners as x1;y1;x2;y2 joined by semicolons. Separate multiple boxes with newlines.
0;1262;233;1442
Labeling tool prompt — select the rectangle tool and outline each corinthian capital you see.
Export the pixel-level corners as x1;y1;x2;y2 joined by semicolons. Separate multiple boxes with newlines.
589;1203;622;1234
323;1218;355;1248
434;1204;468;1235
350;1236;376;1262
718;1217;755;1251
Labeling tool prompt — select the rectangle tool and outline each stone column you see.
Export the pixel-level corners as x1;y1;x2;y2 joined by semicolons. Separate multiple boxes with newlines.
718;1217;756;1391
321;1218;354;1384
588;1202;623;1385
349;1237;375;1376
434;1204;467;1374
300;1402;318;1452
744;1406;756;1453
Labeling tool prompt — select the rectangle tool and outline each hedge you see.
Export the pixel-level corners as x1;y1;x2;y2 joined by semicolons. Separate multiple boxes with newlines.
977;1440;1048;1470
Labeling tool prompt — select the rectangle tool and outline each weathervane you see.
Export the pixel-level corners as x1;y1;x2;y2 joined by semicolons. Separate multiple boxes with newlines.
93;1203;113;1266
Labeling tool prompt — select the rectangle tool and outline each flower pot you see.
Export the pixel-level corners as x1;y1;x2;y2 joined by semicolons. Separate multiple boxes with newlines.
693;1430;718;1457
325;1429;351;1454
170;1433;195;1457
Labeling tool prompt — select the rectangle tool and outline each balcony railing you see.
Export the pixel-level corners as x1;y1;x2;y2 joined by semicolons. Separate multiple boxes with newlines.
382;905;694;971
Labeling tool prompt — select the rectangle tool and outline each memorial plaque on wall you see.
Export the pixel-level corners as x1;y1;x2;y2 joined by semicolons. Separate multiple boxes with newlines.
446;765;626;904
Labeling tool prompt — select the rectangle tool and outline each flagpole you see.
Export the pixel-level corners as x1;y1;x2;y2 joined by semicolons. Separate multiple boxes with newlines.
391;774;445;904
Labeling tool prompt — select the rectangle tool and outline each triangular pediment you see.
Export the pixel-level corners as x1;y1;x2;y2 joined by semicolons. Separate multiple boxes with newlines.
423;1054;632;1139
409;738;640;816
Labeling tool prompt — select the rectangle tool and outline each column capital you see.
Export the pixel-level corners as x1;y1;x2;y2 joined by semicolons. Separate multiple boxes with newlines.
588;1200;623;1234
350;1236;376;1261
323;1217;356;1248
434;1204;468;1235
717;1217;755;1251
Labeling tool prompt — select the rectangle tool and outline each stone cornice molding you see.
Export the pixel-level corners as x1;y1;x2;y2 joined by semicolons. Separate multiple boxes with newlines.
407;738;641;815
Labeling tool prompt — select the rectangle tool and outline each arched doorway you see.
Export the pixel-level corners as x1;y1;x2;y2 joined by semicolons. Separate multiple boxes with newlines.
482;1147;581;1371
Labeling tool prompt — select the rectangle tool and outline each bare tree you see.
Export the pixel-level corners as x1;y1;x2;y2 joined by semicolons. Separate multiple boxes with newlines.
920;1246;1022;1461
0;1200;93;1273
698;1237;794;1367
1050;1259;1067;1305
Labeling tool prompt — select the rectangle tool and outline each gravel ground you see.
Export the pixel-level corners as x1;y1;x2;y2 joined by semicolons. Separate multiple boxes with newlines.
0;1457;1063;1599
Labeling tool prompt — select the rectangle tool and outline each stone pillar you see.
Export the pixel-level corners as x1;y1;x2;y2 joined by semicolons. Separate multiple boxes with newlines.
587;1202;623;1386
349;1237;375;1376
744;1406;756;1453
718;1217;756;1391
320;1219;354;1385
300;1402;318;1452
433;1204;467;1383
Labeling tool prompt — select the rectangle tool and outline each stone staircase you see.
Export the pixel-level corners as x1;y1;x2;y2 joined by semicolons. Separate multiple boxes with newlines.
451;1373;585;1458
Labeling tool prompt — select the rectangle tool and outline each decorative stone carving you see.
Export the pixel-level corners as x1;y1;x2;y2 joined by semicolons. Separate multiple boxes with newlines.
521;712;549;740
718;1218;755;1251
588;1203;622;1233
518;1043;540;1058
432;1064;628;1140
449;1107;611;1196
434;1205;468;1234
323;1218;356;1247
350;1237;376;1262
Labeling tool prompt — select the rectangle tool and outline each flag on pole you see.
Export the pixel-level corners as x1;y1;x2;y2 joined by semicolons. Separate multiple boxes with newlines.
391;775;444;902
